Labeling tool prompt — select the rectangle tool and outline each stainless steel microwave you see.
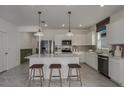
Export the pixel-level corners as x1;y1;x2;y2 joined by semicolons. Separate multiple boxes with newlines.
62;40;72;46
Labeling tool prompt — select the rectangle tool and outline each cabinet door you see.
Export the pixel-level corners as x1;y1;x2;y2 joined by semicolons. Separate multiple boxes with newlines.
79;52;85;63
108;19;124;44
72;35;85;45
109;60;120;84
86;53;97;70
86;32;92;45
86;31;96;45
91;54;97;70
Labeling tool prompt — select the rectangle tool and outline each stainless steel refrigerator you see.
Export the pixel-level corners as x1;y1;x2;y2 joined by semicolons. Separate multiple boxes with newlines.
40;40;55;54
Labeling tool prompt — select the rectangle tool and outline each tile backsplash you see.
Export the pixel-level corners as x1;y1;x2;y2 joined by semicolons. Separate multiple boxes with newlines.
72;45;96;52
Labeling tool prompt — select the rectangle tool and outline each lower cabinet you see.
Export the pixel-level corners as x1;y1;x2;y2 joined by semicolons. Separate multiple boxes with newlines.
85;52;98;70
20;49;32;64
79;52;86;63
109;58;124;86
73;52;86;63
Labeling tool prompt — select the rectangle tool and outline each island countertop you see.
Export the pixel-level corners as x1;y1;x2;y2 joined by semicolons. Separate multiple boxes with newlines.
26;53;79;59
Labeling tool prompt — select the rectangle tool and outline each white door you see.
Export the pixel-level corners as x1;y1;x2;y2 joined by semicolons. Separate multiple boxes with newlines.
0;31;7;72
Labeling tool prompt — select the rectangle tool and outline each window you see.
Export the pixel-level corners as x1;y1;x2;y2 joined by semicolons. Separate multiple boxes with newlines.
97;29;108;49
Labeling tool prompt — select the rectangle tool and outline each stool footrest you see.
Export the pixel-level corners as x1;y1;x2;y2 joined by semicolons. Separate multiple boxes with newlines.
68;75;78;77
33;76;44;77
52;76;61;77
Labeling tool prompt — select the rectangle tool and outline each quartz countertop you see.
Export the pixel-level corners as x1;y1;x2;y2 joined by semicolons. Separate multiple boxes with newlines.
26;54;79;59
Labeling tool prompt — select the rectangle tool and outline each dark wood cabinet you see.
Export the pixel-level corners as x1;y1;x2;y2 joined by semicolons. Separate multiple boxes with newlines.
20;49;32;64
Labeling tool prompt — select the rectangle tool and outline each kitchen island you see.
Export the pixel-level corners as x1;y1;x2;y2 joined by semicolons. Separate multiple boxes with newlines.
26;54;79;79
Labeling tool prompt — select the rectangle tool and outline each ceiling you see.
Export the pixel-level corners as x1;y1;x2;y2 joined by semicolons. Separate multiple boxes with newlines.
0;5;124;29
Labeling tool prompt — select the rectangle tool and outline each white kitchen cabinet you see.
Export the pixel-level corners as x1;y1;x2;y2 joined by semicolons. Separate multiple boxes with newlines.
109;57;124;86
73;52;86;63
85;52;98;70
79;52;86;63
108;19;124;44
72;35;86;45
55;33;96;46
85;31;96;45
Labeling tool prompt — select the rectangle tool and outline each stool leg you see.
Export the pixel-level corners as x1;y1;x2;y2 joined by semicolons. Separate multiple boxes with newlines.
33;68;35;80
39;68;42;86
48;69;53;87
42;68;44;80
29;68;33;86
69;68;72;87
59;69;62;87
67;68;70;81
76;68;79;80
29;68;33;81
79;68;82;86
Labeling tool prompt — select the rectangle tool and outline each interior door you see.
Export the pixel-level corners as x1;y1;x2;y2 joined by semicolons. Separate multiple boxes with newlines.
0;31;7;72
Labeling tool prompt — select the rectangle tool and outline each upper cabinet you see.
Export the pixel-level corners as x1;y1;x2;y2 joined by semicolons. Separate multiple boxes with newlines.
72;34;86;45
108;19;124;44
85;30;96;45
55;31;96;46
108;10;124;44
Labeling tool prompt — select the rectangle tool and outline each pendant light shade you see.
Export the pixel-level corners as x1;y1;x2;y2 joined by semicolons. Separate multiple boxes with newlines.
66;31;74;36
66;11;73;37
34;30;44;36
34;11;44;37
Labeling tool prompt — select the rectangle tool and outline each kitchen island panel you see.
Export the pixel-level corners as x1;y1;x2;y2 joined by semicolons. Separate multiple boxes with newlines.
28;54;79;79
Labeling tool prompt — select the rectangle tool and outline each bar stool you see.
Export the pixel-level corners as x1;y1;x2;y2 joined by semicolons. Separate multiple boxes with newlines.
67;64;82;87
48;64;62;87
29;64;44;86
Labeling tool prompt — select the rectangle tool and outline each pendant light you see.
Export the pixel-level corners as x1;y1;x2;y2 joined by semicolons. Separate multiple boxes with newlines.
34;11;44;37
66;11;74;37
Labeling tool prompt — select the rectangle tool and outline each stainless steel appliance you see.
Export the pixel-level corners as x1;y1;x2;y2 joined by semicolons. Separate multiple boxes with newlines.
98;55;109;78
62;48;72;53
40;40;55;54
61;40;72;53
62;40;72;46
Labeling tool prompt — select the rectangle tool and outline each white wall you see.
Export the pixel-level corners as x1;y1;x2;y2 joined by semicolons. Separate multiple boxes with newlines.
19;32;37;54
19;32;34;49
0;18;20;70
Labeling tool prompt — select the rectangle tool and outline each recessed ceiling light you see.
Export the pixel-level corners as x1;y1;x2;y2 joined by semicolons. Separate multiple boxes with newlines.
44;24;48;27
62;24;65;27
100;5;104;7
79;24;82;27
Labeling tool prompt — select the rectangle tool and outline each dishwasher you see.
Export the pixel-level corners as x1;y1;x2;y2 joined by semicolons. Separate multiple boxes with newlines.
98;55;109;78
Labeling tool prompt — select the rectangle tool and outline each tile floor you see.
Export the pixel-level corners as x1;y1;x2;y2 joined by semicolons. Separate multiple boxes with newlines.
0;63;118;87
